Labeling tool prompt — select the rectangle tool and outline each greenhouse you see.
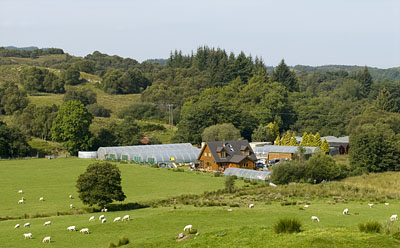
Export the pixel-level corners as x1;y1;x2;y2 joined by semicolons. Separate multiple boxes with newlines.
224;167;271;181
97;143;201;164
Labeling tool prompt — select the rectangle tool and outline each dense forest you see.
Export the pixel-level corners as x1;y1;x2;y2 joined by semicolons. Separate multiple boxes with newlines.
0;46;399;162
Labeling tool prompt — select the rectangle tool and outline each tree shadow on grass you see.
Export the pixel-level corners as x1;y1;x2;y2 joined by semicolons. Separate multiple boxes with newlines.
107;202;149;212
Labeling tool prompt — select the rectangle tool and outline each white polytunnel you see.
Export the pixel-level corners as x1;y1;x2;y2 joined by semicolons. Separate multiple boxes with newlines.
224;167;271;181
97;143;201;164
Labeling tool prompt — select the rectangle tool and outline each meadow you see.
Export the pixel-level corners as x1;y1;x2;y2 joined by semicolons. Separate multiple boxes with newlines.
1;158;400;247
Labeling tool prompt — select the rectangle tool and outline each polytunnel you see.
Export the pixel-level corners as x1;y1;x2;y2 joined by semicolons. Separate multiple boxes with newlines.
97;143;201;164
224;167;271;181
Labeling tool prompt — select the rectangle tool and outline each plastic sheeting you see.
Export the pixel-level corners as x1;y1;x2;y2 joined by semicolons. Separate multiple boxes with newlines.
224;167;271;181
78;151;97;159
97;143;201;164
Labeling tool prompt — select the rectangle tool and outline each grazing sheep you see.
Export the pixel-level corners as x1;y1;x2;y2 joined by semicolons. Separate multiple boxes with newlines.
368;203;374;208
269;182;277;187
23;233;32;239
385;203;390;206
42;236;51;243
122;215;130;221
113;217;121;222
18;190;23;194
24;222;30;228
343;209;349;215
14;224;20;229
390;215;398;221
99;215;105;220
102;218;106;223
67;226;76;231
89;216;95;221
18;199;24;204
183;224;192;231
311;216;320;222
304;205;309;208
70;204;74;209
43;221;51;226
80;228;89;234
227;209;233;212
249;204;254;208
69;194;73;199
39;197;44;201
101;208;108;212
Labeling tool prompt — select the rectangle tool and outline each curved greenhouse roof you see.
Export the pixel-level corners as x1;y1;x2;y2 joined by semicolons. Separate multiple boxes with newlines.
224;167;271;181
97;143;201;164
253;145;321;159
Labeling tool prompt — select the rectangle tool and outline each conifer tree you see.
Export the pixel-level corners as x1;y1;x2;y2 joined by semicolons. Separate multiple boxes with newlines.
267;121;279;140
355;67;373;97
281;131;291;145
375;88;398;112
314;132;322;147
289;132;298;146
307;133;315;146
271;59;299;92
301;132;309;146
274;134;281;145
321;138;330;154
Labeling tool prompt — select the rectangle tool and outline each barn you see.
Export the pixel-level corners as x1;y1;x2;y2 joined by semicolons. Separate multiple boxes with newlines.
97;143;201;164
253;145;321;161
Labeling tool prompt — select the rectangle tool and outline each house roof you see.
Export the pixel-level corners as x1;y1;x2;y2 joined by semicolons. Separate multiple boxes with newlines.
295;136;349;146
199;140;257;164
253;145;321;157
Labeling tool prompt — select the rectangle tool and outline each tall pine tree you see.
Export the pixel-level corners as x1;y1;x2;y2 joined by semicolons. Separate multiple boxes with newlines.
355;67;373;97
375;88;398;112
271;59;299;92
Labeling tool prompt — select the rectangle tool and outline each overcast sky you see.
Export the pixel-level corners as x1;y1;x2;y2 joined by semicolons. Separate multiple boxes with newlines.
1;0;399;68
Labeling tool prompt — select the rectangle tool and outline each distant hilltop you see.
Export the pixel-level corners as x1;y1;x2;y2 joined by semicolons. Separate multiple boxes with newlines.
4;46;40;51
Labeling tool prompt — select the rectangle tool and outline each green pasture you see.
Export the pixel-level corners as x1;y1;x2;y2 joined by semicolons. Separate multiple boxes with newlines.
0;158;226;218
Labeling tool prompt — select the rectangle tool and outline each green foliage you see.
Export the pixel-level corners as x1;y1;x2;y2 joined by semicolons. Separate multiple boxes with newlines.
271;160;307;184
61;66;81;85
85;50;139;77
117;236;130;246
86;103;111;117
273;217;302;234
313;132;322;147
0;47;64;58
300;132;310;146
76;162;126;208
358;221;382;233
102;68;150;94
375;88;398;112
274;135;281;145
271;59;299;92
12;104;58;140
20;67;65;93
252;122;278;142
51;100;94;155
0;121;31;158
63;88;97;106
118;102;166;121
201;123;242;142
354;67;373;97
0;82;29;115
225;176;235;193
306;152;340;183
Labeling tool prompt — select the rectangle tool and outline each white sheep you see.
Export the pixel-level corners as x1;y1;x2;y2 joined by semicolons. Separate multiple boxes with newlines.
304;205;309;208
80;228;89;234
249;204;254;208
390;215;398;221
39;197;44;201
368;203;374;208
42;236;51;243
69;194;73;199
227;209;233;212
70;204;74;209
122;215;130;221
89;216;95;221
24;222;30;228
43;221;51;226
385;203;390;206
183;224;192;231
67;226;76;231
18;190;23;194
113;217;121;222
343;208;349;215
101;208;108;212
99;215;105;220
23;233;32;239
14;224;20;229
18;199;24;204
102;218;107;223
311;216;320;222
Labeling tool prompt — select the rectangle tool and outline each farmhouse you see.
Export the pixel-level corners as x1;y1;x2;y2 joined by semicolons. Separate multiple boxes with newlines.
97;143;201;164
198;140;257;171
253;145;321;161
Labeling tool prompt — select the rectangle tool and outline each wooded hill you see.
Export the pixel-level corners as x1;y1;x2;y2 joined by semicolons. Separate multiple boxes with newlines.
0;46;399;156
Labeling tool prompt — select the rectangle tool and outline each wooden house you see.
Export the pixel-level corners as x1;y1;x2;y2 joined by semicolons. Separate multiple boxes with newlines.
198;140;257;171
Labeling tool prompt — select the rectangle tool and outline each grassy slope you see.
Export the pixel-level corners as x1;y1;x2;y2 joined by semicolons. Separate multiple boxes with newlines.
0;158;400;247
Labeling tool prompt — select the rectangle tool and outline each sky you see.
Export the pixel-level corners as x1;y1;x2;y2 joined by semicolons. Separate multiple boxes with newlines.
0;0;399;68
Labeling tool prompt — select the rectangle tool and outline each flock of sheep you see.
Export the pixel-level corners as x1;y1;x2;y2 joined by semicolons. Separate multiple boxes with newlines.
14;189;131;244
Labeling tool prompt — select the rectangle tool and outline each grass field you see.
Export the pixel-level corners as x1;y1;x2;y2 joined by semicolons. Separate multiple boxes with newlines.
1;158;400;247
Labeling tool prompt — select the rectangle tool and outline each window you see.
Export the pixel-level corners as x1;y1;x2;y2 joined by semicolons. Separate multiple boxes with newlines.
221;151;226;158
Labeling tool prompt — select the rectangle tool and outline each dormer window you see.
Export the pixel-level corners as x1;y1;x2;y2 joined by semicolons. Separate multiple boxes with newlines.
221;151;226;158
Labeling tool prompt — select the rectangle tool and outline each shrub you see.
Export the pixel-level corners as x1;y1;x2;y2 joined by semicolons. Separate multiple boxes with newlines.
306;153;340;183
214;172;221;177
225;176;235;193
117;236;130;246
274;217;302;234
358;221;382;233
86;103;111;117
271;160;307;184
109;243;117;248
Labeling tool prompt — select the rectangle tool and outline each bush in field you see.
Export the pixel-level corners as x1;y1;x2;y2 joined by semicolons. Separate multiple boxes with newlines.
274;217;302;234
225;176;235;193
306;152;340;183
271;160;307;184
358;221;382;233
